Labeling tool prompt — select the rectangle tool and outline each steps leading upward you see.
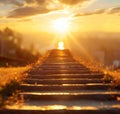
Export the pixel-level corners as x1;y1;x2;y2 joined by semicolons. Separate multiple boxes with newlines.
1;49;120;114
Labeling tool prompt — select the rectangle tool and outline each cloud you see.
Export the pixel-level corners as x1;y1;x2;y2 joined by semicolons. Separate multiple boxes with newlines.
0;0;93;6
25;0;46;5
0;0;47;7
18;18;32;22
74;12;91;16
7;6;50;18
36;0;46;4
75;9;106;17
74;7;120;17
94;9;106;14
6;0;61;18
0;0;23;6
59;0;90;5
25;0;35;4
3;0;97;18
108;7;120;14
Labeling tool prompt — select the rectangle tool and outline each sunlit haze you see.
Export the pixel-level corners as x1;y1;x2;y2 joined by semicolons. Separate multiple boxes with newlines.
0;0;120;54
0;1;120;112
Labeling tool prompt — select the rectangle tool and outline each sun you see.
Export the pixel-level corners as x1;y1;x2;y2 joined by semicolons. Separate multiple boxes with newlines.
53;18;70;33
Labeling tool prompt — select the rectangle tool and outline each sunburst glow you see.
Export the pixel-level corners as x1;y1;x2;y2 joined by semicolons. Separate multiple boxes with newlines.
58;41;64;50
53;18;70;33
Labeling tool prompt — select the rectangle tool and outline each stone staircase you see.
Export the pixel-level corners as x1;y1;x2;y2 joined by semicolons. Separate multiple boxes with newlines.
1;49;120;114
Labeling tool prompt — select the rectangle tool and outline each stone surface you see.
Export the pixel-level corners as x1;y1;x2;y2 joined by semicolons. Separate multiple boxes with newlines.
1;49;120;114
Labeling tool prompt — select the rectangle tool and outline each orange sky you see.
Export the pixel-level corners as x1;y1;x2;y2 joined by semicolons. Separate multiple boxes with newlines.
0;0;120;52
0;0;120;32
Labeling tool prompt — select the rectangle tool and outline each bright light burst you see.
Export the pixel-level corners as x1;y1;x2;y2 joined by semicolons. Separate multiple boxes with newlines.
53;18;70;33
58;41;64;50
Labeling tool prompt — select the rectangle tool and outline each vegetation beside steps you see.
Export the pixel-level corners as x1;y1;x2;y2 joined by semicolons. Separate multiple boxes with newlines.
0;56;45;108
0;66;30;108
103;70;120;88
75;56;120;87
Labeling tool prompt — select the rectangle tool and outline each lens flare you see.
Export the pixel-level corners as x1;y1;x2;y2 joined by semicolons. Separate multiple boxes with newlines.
58;41;64;50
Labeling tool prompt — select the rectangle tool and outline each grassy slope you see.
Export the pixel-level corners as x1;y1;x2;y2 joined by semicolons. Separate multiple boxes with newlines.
0;66;31;107
0;55;45;108
74;56;120;86
0;66;30;88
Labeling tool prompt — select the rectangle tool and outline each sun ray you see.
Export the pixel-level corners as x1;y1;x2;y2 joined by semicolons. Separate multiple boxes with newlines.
66;32;92;59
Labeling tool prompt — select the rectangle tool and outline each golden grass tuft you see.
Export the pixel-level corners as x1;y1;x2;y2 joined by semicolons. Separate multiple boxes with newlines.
107;70;120;86
0;56;44;89
74;56;120;86
0;66;31;88
0;66;31;107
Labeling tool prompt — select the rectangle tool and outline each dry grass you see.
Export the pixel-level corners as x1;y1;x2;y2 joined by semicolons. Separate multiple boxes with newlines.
0;56;44;89
0;57;44;107
0;66;31;107
74;56;104;72
0;66;31;88
105;70;120;86
74;56;120;86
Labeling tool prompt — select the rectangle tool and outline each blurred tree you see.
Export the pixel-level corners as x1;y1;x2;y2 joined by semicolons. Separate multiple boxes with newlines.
29;43;35;54
0;27;40;65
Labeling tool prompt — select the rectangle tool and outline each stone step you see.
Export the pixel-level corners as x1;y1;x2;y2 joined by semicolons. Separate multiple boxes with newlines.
48;52;71;54
1;108;120;114
49;52;72;55
7;99;120;107
30;68;89;71
44;60;77;62
46;56;73;58
2;49;120;114
18;91;120;101
40;64;85;67
44;60;76;63
39;65;86;68
29;70;93;74
29;74;104;79
48;52;72;54
20;84;113;91
48;54;72;56
45;58;75;61
45;59;75;61
24;79;103;85
19;90;120;93
49;51;71;54
42;62;80;65
43;61;77;63
48;55;72;57
48;55;73;57
33;67;89;70
38;67;89;70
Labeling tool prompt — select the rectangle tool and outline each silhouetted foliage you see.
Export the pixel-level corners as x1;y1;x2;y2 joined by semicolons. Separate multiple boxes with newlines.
0;27;40;66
